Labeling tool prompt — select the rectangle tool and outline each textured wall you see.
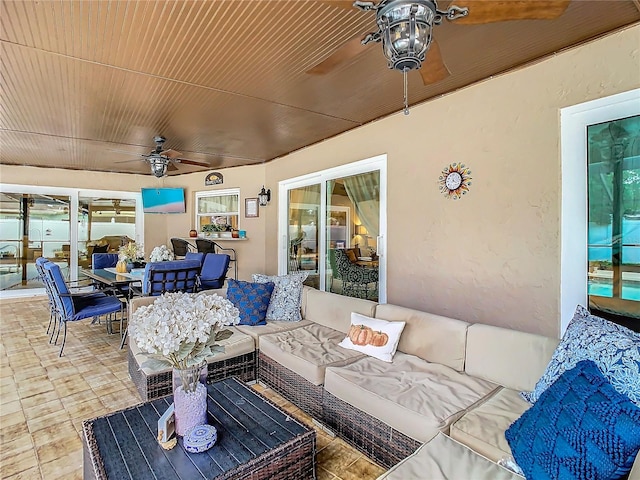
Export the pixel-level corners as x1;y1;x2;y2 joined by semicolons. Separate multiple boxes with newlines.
263;25;640;338
2;26;638;337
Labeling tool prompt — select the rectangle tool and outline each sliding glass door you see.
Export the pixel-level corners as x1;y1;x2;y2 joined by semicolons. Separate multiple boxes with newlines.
0;185;142;296
587;115;640;320
280;155;386;302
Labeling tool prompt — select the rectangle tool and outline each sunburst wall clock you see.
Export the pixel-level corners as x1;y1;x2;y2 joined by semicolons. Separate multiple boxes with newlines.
439;163;472;200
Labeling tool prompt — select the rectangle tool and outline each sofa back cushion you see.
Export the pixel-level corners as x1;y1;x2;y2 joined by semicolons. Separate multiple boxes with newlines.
465;323;559;392
303;288;377;334
374;304;469;371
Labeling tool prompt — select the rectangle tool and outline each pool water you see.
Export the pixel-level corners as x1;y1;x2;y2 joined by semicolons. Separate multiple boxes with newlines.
588;282;640;302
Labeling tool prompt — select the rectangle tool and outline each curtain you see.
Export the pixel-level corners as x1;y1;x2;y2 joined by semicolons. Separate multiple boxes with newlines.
343;171;380;237
198;194;238;214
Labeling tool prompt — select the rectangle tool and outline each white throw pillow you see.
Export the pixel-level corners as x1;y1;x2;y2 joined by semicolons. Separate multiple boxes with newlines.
251;272;308;321
338;312;406;362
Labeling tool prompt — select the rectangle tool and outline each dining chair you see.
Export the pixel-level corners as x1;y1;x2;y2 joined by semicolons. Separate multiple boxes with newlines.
184;251;206;268
92;253;119;269
198;253;231;290
140;259;201;296
120;259;201;349
35;257;58;336
334;249;379;300
195;239;238;279
171;237;193;259
195;238;218;254
36;257;107;338
43;262;124;356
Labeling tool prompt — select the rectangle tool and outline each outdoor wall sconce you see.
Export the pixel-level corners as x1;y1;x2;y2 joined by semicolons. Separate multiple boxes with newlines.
258;186;271;206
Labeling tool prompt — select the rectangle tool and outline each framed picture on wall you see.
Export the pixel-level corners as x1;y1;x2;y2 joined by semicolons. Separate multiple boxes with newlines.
245;198;259;218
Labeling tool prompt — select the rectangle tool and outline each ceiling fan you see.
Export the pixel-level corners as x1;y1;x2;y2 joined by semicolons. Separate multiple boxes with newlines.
118;136;211;177
309;0;570;113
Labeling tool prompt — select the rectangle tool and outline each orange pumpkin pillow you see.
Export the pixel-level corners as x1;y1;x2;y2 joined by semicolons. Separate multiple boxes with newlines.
338;312;406;362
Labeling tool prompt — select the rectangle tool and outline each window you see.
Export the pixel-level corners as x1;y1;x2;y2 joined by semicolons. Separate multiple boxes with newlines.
195;189;240;233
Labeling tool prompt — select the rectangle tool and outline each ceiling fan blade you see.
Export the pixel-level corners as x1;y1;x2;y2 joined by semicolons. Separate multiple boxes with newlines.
114;156;146;164
176;158;211;168
167;163;179;172
419;39;450;85
160;149;182;159
306;35;370;75
452;0;571;25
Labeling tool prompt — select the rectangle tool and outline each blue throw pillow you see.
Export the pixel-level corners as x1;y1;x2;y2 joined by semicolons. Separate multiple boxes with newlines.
506;360;640;480
522;305;640;406
226;279;274;326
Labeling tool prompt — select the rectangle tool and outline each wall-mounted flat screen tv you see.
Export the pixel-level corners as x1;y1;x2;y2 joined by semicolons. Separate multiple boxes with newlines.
141;188;186;214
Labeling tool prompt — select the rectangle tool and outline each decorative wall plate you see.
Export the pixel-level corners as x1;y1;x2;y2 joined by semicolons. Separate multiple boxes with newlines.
439;163;472;199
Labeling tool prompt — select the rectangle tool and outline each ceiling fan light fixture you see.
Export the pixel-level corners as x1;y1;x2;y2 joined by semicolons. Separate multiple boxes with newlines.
378;0;435;72
150;158;168;178
357;0;468;115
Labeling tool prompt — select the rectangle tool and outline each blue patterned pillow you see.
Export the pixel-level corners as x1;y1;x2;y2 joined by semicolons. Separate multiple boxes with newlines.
522;305;640;406
252;272;308;322
226;279;274;326
506;360;640;480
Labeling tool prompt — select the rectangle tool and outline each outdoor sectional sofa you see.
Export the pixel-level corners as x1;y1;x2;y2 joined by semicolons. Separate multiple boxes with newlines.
128;286;640;479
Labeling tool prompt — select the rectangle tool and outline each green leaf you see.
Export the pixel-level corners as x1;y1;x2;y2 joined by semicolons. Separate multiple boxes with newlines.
176;342;195;361
206;324;221;345
210;345;226;355
215;329;233;342
190;341;206;359
140;357;173;371
190;352;209;366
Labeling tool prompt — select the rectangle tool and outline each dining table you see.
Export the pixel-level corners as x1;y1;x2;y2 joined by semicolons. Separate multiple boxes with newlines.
81;267;145;295
81;267;147;348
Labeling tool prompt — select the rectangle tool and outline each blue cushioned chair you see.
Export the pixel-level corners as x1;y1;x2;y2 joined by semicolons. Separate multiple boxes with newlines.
43;262;123;356
141;259;201;296
35;257;58;335
184;252;206;268
198;253;230;290
120;259;201;350
36;257;106;339
92;253;119;269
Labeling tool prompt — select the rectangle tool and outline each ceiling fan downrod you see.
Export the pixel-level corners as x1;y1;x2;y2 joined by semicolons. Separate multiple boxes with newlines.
403;68;410;115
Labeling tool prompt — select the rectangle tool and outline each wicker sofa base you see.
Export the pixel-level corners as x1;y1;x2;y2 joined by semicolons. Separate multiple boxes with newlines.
323;390;422;469
258;351;324;420
128;348;257;401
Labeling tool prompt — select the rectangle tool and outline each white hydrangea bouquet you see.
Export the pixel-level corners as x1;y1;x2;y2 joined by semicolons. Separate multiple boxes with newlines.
129;292;240;392
149;244;175;262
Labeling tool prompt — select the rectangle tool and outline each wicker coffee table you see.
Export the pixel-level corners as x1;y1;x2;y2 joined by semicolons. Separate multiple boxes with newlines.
82;377;316;479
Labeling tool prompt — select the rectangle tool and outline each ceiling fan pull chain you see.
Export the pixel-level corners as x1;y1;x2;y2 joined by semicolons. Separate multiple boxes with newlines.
403;68;410;116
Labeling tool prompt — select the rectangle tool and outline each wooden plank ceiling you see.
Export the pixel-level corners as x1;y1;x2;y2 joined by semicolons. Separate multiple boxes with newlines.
1;0;638;177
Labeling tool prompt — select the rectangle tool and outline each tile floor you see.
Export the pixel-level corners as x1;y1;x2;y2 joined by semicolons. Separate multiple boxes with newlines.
0;297;386;480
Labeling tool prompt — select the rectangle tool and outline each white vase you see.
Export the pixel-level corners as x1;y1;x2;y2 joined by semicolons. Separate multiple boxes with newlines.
172;360;208;436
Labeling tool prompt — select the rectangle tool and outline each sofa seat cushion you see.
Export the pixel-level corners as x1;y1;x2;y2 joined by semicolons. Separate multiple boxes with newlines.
259;323;365;385
450;387;531;462
130;326;255;375
324;352;499;443
376;432;523;480
235;320;311;348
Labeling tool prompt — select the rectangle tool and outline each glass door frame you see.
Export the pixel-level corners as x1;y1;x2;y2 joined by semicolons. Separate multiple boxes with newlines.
0;184;143;299
277;154;387;303
560;88;640;333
